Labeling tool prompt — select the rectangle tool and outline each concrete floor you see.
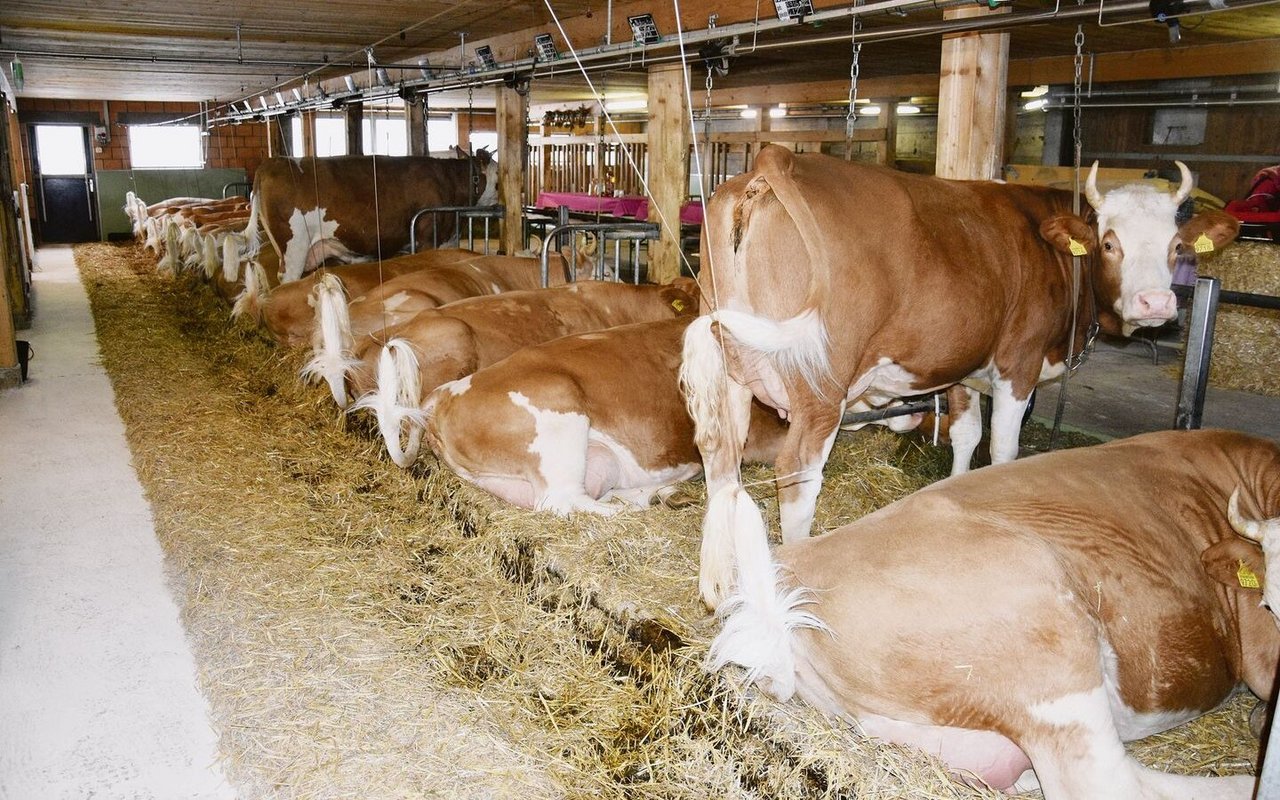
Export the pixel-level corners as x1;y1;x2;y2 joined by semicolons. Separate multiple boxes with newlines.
0;247;233;800
1031;335;1280;443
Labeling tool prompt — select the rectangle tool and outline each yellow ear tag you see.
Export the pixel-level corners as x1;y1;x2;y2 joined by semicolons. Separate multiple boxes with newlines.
671;299;686;312
1194;233;1215;254
1237;560;1261;590
1068;237;1088;257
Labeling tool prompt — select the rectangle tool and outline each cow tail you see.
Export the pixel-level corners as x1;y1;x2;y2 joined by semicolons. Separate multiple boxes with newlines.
350;340;427;469
752;145;833;313
679;315;726;453
157;219;180;275
202;233;221;280
231;260;270;323
221;232;244;284
301;273;359;408
705;484;827;701
242;192;262;257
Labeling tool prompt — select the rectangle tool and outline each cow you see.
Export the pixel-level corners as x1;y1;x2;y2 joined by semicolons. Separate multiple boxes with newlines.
421;316;789;515
304;249;598;394
680;145;1242;607
708;428;1278;799
230;151;498;283
232;248;484;344
342;280;701;466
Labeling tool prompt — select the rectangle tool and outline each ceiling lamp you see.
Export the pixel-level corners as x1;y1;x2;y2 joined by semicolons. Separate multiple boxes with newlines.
740;108;758;119
897;104;921;114
343;76;357;93
768;105;787;118
860;105;882;116
8;55;23;92
628;14;661;44
291;88;304;103
534;33;559;61
1020;84;1049;98
605;98;647;112
774;0;814;21
1024;98;1048;112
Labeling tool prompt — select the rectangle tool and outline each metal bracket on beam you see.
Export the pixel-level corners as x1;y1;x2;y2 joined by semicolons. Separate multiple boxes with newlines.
1173;276;1219;430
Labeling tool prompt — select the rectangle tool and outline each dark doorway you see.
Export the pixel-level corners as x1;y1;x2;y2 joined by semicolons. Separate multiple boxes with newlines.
32;124;98;243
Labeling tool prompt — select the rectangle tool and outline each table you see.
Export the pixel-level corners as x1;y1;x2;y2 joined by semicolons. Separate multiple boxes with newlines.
534;191;704;225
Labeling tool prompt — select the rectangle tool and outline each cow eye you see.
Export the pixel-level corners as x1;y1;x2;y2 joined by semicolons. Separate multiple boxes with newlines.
1103;241;1113;252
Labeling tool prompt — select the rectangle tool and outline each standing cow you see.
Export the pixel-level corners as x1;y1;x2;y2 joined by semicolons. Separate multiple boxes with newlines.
231;151;498;283
681;145;1240;607
709;429;1278;799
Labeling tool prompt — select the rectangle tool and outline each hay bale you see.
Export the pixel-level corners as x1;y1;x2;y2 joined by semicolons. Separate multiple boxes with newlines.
74;241;1258;799
1195;240;1280;397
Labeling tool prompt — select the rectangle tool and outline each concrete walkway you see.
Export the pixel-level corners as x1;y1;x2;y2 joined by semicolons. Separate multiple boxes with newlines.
0;247;234;800
1031;336;1280;442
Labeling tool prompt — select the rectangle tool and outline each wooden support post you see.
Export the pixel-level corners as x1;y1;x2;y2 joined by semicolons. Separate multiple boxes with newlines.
345;102;363;156
495;84;526;256
646;63;689;285
0;206;19;387
408;99;427;157
267;115;290;157
874;98;898;167
300;112;316;158
935;6;1010;180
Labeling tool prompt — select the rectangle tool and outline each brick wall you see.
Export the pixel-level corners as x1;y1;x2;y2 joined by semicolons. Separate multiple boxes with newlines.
16;98;270;181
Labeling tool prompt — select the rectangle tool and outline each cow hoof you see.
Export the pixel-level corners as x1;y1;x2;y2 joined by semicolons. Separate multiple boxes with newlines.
1250;700;1270;739
659;489;699;510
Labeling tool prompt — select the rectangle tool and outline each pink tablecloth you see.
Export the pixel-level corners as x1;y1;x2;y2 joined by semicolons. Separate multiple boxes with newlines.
535;191;704;225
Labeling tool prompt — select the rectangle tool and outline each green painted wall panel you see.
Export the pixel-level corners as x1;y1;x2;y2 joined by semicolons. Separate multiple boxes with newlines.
96;169;249;240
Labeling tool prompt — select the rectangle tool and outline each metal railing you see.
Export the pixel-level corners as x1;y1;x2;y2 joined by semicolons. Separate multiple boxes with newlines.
408;204;504;254
1173;276;1280;430
538;221;660;288
222;181;252;199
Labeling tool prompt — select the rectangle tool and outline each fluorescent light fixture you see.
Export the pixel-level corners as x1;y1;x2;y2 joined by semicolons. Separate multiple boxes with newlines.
475;45;497;70
534;33;559;60
274;91;286;106
258;97;270;111
9;56;23;92
1020;84;1049;98
418;59;434;80
292;88;303;102
740;108;758;119
1024;98;1048;112
860;105;882;116
897;104;921;114
774;0;814;21
605;98;647;112
375;67;391;86
768;106;786;118
344;76;357;93
628;14;661;45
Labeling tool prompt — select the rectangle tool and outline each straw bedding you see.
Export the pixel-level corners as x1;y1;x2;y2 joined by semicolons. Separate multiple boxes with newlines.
77;241;1258;799
1187;240;1280;397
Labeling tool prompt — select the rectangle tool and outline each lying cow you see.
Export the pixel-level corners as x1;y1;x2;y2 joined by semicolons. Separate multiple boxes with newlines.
709;428;1278;799
422;317;788;515
306;249;597;388
341;280;700;465
233;249;483;344
231;151;498;283
682;145;1241;607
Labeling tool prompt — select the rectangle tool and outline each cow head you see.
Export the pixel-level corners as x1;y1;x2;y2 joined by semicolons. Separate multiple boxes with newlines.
1084;161;1195;336
1200;489;1280;698
452;146;500;206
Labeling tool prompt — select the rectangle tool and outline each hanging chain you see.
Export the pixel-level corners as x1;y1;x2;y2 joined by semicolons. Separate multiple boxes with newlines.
1071;25;1085;209
703;65;714;198
844;12;862;160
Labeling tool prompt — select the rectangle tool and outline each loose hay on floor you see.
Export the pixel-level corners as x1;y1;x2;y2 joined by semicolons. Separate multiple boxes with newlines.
76;241;1259;799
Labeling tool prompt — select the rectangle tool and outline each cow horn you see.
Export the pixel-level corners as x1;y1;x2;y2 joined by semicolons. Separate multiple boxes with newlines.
1227;488;1279;543
1172;160;1194;206
1084;161;1104;211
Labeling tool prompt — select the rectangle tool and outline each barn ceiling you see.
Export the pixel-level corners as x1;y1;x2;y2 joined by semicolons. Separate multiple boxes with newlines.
2;0;1279;112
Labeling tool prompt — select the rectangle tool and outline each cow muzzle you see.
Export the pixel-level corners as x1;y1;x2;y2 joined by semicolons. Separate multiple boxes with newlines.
1125;289;1178;326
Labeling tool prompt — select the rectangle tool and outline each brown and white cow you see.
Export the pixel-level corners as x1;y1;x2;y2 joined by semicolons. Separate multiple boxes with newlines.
421;317;788;515
233;248;484;344
681;145;1241;607
231;152;498;283
709;428;1278;799
305;249;598;395
343;280;701;466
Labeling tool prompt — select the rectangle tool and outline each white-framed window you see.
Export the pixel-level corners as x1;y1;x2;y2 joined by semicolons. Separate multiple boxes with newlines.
290;116;348;157
426;115;458;153
362;116;408;156
128;124;203;168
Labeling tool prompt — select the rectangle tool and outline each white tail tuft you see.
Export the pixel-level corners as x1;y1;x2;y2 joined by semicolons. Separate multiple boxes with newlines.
679;316;728;453
706;484;826;699
143;216;161;253
300;273;356;407
222;233;245;283
157;220;180;274
350;340;426;468
201;233;221;280
713;308;831;398
231;260;270;322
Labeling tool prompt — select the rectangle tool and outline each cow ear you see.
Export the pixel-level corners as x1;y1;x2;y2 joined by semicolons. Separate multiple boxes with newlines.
1039;214;1097;255
1201;537;1267;593
1179;210;1240;255
659;280;699;315
476;148;494;166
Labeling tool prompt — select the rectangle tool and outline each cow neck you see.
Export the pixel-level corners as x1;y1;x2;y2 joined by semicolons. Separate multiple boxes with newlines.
1064;207;1101;375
